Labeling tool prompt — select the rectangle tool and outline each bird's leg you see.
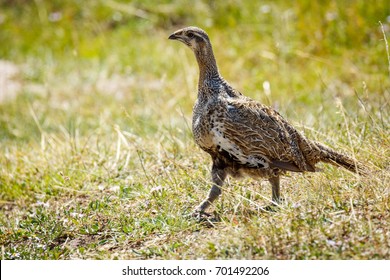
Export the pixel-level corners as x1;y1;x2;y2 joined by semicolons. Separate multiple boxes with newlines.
269;175;281;204
195;163;227;215
262;176;282;212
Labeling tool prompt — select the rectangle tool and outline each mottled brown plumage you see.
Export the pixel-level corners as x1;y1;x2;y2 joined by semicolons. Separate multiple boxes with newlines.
169;26;366;215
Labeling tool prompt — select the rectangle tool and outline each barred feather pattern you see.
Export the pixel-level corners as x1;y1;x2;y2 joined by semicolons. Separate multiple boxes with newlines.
169;26;366;215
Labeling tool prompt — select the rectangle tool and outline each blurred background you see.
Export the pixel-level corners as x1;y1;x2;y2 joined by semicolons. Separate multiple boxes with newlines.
1;1;389;138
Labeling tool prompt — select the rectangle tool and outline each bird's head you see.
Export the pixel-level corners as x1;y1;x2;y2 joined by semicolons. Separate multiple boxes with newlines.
168;26;211;52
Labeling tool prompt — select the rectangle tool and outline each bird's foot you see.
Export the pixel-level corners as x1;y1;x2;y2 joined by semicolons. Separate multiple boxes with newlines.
263;198;285;212
191;209;211;219
189;209;220;225
263;204;279;212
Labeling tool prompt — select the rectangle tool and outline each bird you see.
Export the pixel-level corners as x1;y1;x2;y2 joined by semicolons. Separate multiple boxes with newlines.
168;26;366;216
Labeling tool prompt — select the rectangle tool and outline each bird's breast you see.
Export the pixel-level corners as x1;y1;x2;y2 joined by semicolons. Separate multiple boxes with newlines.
192;113;213;151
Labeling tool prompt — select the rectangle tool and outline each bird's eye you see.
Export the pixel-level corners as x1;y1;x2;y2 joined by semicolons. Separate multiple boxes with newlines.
188;32;194;38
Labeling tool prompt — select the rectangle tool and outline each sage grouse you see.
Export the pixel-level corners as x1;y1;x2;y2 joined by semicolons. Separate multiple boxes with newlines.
168;26;366;215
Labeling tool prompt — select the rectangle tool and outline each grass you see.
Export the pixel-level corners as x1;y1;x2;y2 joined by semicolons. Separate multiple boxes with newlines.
0;0;389;259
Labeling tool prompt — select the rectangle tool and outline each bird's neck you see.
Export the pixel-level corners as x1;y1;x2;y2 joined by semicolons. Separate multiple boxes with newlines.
194;45;220;91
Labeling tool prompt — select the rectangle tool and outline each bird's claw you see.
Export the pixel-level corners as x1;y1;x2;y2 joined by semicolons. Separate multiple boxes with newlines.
263;198;285;212
191;209;211;219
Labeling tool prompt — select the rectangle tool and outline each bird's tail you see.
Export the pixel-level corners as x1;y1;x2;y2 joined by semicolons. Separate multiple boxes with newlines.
315;142;368;176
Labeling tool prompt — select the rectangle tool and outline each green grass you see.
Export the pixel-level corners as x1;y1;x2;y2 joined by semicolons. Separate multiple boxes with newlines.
0;0;389;259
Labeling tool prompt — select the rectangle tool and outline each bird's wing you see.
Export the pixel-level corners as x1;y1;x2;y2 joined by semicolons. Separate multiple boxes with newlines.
215;97;316;172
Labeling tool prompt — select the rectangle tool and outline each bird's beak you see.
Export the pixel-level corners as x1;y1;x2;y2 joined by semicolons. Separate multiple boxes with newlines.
168;33;179;40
